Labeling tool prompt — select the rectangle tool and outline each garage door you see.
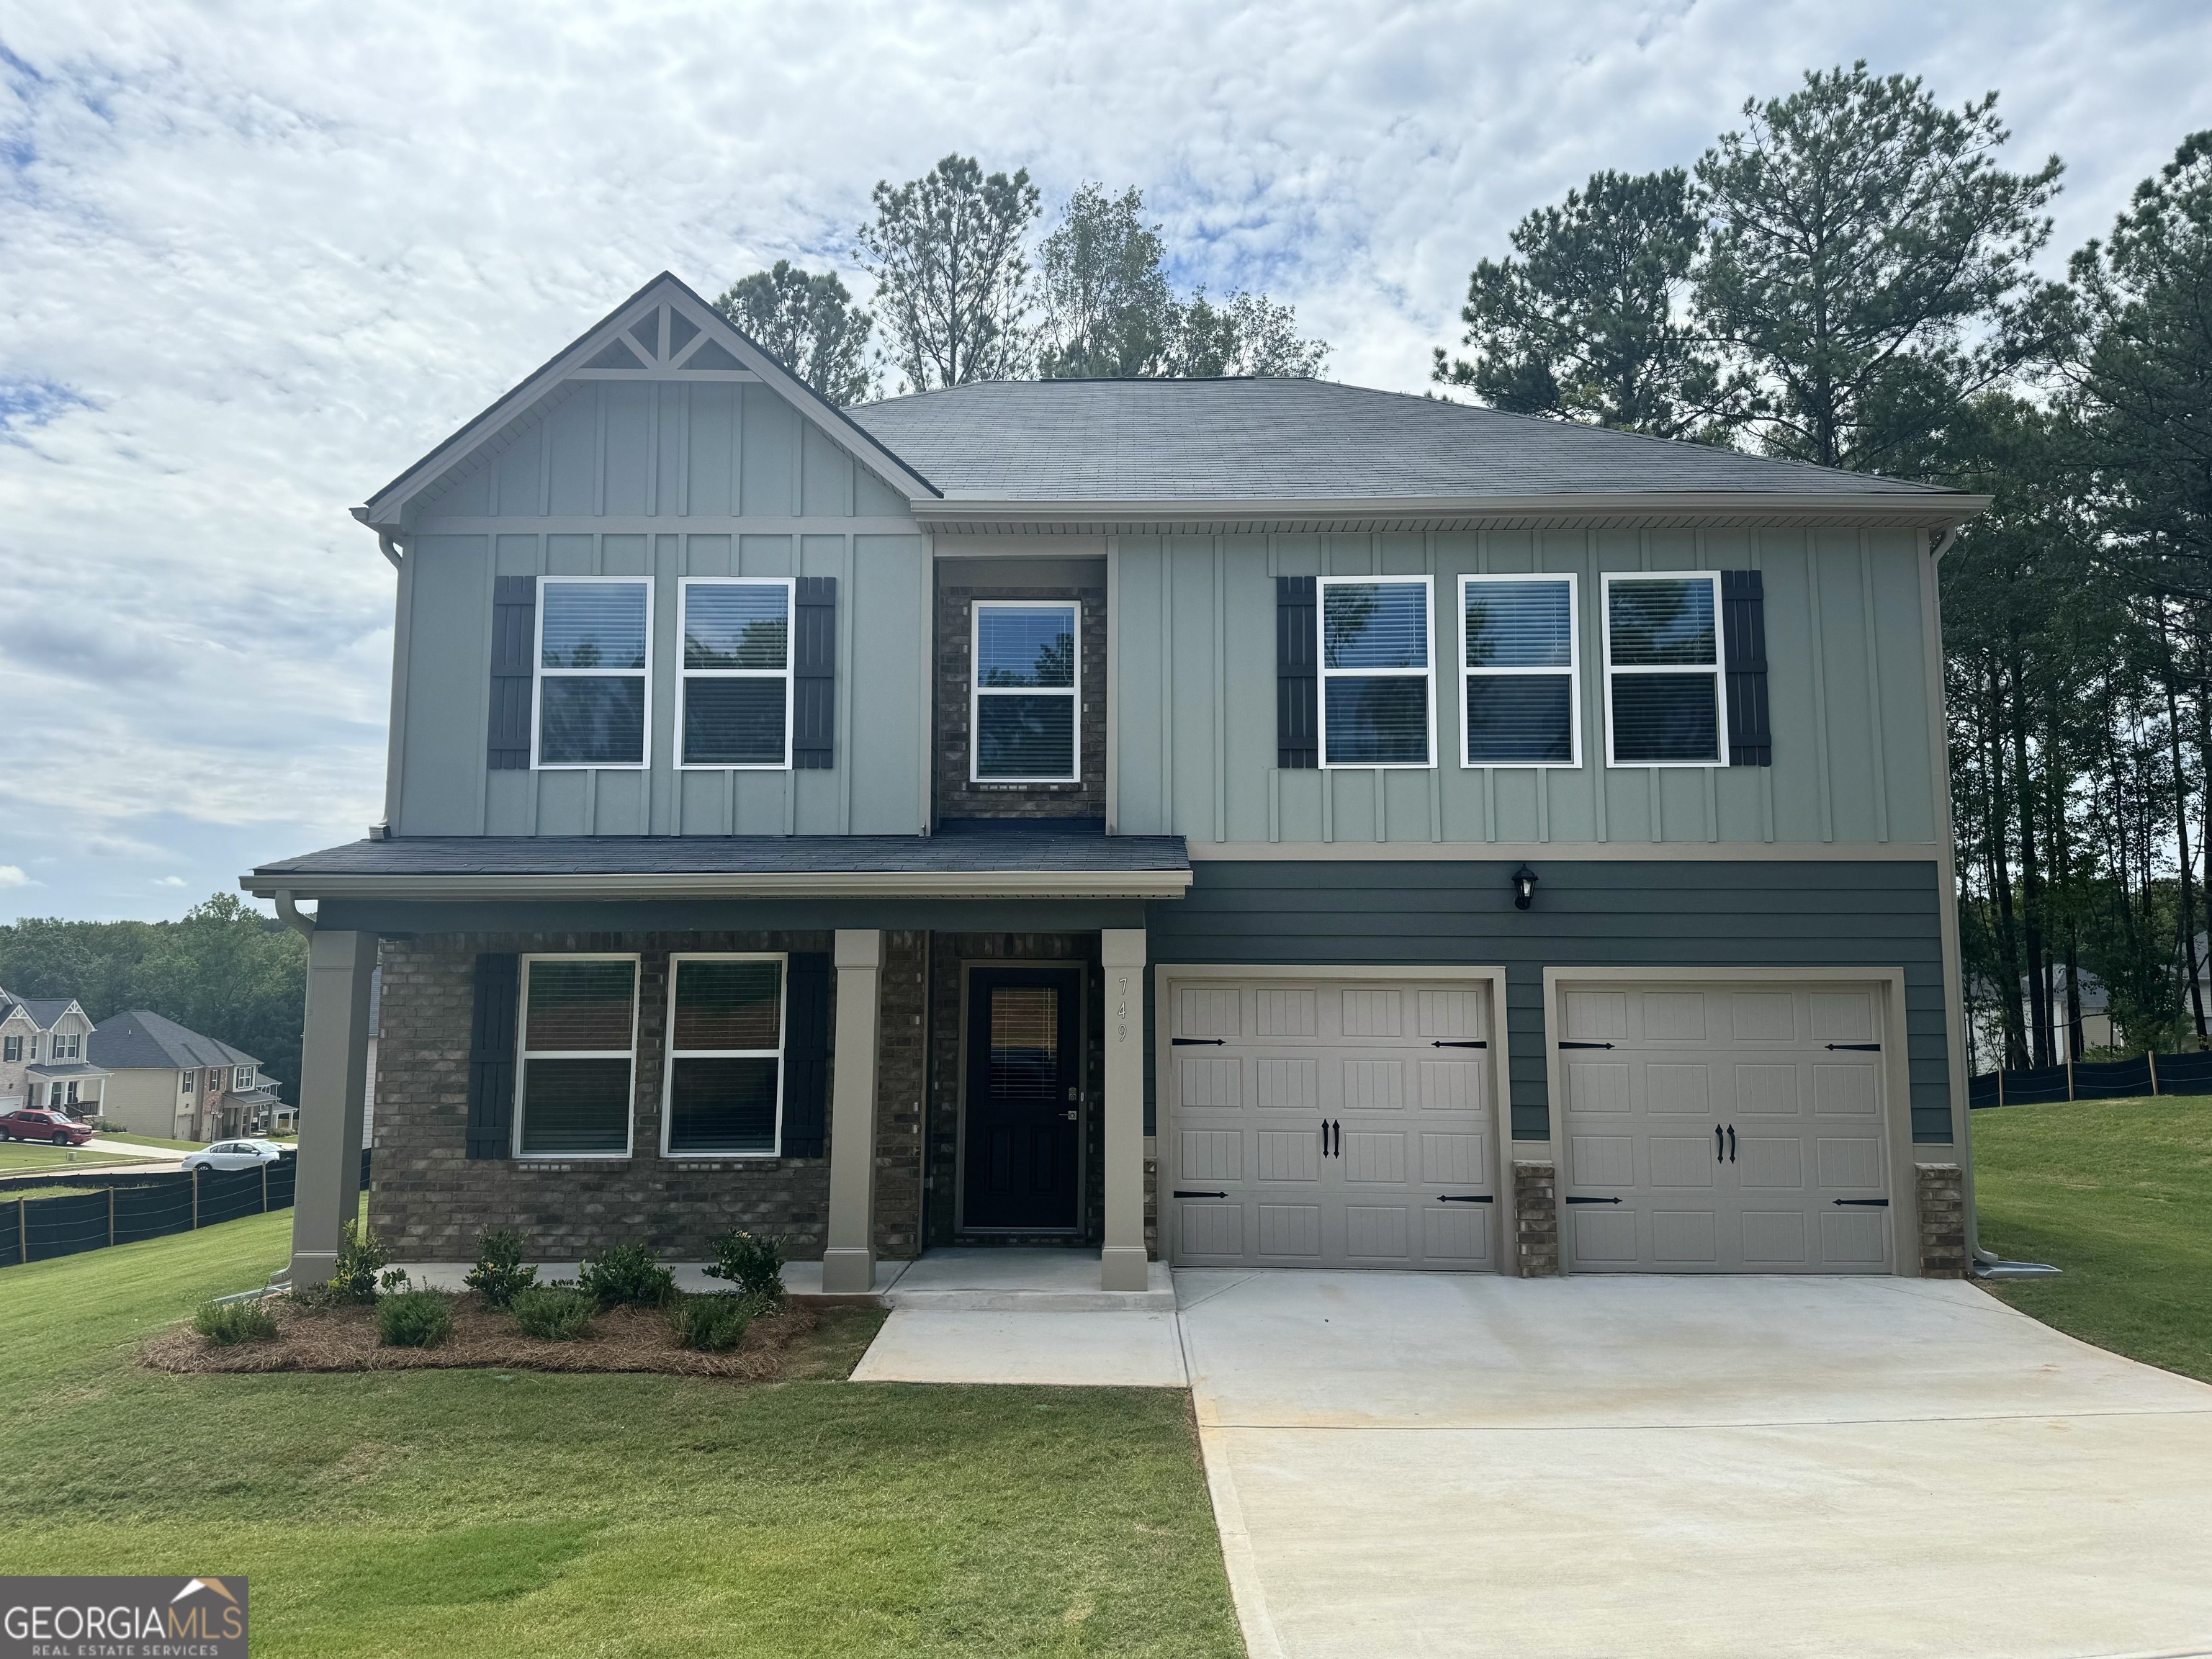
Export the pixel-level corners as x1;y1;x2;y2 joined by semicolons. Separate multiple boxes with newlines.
1557;981;1892;1273
1165;976;1500;1270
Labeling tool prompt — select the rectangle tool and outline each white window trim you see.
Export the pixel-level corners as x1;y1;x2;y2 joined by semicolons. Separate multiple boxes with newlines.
970;599;1082;784
512;952;641;1160
1600;570;1730;769
659;951;790;1160
676;575;795;771
235;1066;253;1090
531;576;654;771
1317;573;1437;770
1457;571;1581;770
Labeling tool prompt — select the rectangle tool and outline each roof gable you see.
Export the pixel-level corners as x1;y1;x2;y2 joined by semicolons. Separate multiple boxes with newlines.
360;272;939;532
89;1010;259;1072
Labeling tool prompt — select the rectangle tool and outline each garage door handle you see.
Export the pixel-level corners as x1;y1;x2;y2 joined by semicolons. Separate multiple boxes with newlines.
1172;1038;1226;1046
1174;1190;1228;1199
1565;1195;1622;1205
1727;1124;1736;1163
1437;1194;1492;1203
1558;1041;1614;1049
1832;1197;1889;1207
1825;1043;1881;1051
1431;1040;1487;1048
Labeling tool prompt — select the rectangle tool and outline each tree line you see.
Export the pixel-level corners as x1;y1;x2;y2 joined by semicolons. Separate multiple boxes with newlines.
0;896;307;1105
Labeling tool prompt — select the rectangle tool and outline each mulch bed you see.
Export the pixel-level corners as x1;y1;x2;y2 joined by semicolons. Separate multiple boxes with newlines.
140;1293;819;1380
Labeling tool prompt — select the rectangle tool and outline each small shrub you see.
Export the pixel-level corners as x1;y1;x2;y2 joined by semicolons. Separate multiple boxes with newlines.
193;1298;279;1346
376;1289;454;1349
464;1228;538;1308
318;1219;390;1305
579;1244;675;1309
378;1267;413;1294
703;1229;787;1305
667;1291;770;1352
511;1283;595;1341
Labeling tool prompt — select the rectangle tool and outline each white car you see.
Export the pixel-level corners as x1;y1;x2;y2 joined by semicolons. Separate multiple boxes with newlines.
181;1139;289;1173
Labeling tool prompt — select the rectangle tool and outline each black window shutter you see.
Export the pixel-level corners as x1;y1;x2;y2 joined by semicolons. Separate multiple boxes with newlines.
792;576;837;770
464;953;519;1159
1722;570;1771;766
1277;575;1318;768
780;951;832;1157
487;576;537;770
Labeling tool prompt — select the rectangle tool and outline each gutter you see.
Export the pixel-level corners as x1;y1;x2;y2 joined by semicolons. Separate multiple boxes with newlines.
273;891;317;938
241;869;1194;903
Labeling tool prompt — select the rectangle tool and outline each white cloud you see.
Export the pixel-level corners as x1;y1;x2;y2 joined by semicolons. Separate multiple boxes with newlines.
1;1;2209;919
0;866;27;888
152;876;187;889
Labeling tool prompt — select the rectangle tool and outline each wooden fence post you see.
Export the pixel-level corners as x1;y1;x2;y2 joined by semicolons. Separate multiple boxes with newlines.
1997;1070;2005;1108
2067;1061;2076;1102
261;1163;269;1214
191;1169;199;1231
15;1199;23;1266
2149;1051;2160;1095
108;1187;115;1249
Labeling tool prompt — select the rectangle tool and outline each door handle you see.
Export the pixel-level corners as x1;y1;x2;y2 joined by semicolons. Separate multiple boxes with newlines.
1715;1123;1724;1160
1174;1190;1228;1199
1319;1119;1340;1158
1437;1194;1493;1203
1331;1120;1341;1158
1727;1124;1737;1163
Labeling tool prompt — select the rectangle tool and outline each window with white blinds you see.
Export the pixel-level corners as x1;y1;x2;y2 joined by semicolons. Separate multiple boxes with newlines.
1602;572;1727;765
1460;574;1579;766
515;956;639;1156
972;602;1079;781
680;578;792;768
536;580;650;768
662;955;786;1156
1318;576;1434;768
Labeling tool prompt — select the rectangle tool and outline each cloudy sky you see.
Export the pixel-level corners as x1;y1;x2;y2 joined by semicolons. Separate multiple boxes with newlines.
1;0;2207;922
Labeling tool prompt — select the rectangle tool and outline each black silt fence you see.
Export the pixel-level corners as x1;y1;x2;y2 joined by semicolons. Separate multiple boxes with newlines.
1969;1050;2212;1105
2071;1056;2154;1099
1;1154;307;1268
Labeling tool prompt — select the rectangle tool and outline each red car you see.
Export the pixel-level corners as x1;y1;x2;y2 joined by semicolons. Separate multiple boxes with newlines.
0;1107;94;1146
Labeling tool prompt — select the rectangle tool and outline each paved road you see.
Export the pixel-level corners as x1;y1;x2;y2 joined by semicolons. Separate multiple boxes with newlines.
1175;1270;2212;1659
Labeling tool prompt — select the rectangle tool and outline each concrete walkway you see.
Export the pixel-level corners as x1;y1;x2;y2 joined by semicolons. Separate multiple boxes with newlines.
1177;1271;2212;1659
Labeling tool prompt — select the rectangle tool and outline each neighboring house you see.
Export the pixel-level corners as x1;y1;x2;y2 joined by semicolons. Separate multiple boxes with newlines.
88;1011;284;1141
246;272;1990;1290
0;989;109;1117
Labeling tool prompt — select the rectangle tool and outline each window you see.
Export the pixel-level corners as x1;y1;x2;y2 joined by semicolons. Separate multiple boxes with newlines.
515;956;639;1156
3;1036;18;1063
535;579;650;768
235;1066;253;1090
679;577;791;768
1602;572;1727;766
1318;576;1434;768
24;1037;35;1061
64;1081;77;1105
662;955;786;1156
51;1032;79;1061
48;1082;62;1107
971;602;1079;781
1460;575;1579;767
181;1070;194;1094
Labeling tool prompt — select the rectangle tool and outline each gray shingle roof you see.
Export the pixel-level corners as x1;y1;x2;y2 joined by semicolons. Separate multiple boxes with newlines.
253;833;1190;878
845;378;1956;504
90;1010;260;1073
0;994;83;1030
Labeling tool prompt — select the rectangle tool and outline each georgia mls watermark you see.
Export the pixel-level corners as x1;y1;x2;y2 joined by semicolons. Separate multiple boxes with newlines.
1;1577;246;1658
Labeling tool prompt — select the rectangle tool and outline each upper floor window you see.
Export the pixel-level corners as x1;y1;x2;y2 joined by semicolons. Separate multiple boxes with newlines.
663;955;786;1157
972;602;1079;782
181;1069;194;1094
536;579;650;768
680;578;791;768
1319;576;1433;768
516;956;638;1157
2;1035;18;1063
1461;575;1579;767
235;1065;253;1090
1602;572;1727;766
51;1032;80;1061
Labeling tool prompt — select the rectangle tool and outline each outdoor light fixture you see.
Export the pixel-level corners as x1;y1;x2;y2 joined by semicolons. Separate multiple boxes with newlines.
1511;864;1539;910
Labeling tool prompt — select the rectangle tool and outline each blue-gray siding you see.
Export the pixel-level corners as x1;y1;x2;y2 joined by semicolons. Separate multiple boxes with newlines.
1143;858;1953;1143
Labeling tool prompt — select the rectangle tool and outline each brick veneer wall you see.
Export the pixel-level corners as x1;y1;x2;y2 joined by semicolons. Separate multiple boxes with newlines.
1915;1162;1966;1278
371;928;925;1263
1513;1159;1560;1277
933;567;1107;824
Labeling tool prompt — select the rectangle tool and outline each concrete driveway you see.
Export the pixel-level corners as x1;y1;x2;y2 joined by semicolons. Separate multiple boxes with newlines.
1175;1271;2212;1659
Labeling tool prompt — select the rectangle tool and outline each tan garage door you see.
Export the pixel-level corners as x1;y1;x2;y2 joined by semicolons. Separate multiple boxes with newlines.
1165;976;1501;1270
1557;981;1892;1273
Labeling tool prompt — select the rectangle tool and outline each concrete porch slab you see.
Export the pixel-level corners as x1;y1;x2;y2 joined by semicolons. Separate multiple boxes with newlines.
851;1309;1188;1387
885;1247;1175;1311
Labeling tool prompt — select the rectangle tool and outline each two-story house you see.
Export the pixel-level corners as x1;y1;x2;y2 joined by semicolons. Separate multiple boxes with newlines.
89;1010;282;1141
247;273;1988;1292
0;989;109;1118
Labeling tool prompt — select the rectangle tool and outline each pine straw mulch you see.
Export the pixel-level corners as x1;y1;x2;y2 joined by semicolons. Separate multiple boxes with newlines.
140;1293;819;1381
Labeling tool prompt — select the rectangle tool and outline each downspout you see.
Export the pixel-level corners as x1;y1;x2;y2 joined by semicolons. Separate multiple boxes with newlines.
1930;526;2059;1280
274;891;318;939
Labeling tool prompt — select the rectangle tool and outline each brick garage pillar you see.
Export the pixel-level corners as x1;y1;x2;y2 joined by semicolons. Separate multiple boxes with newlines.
1915;1162;1966;1278
1513;1160;1560;1277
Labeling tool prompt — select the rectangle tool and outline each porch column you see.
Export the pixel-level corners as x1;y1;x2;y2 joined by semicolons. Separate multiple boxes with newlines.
288;929;374;1285
1101;927;1148;1292
821;928;883;1295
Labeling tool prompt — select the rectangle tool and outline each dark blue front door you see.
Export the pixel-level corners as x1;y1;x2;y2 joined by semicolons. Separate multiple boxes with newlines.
963;966;1082;1230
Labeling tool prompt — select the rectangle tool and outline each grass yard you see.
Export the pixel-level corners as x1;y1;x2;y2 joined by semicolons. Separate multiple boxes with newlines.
0;1182;105;1201
1972;1094;2212;1383
0;1142;161;1173
0;1214;1241;1658
96;1130;207;1152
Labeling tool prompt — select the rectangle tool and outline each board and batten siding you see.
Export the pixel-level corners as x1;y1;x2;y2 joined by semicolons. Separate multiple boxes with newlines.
1110;527;1936;849
1142;858;1954;1146
389;377;928;838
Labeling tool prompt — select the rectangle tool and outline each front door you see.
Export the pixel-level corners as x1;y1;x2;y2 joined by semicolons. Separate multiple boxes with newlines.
963;966;1083;1231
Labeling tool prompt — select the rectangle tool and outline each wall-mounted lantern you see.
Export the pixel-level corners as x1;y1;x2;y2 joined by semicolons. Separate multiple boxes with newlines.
1511;863;1539;911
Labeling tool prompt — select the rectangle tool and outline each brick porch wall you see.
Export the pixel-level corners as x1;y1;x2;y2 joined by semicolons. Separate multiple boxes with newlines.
370;928;925;1263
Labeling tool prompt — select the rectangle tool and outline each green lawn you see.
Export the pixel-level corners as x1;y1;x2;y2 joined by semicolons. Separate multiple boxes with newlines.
97;1130;207;1152
0;1215;1241;1658
1973;1094;2212;1383
1;1183;106;1201
0;1142;162;1173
